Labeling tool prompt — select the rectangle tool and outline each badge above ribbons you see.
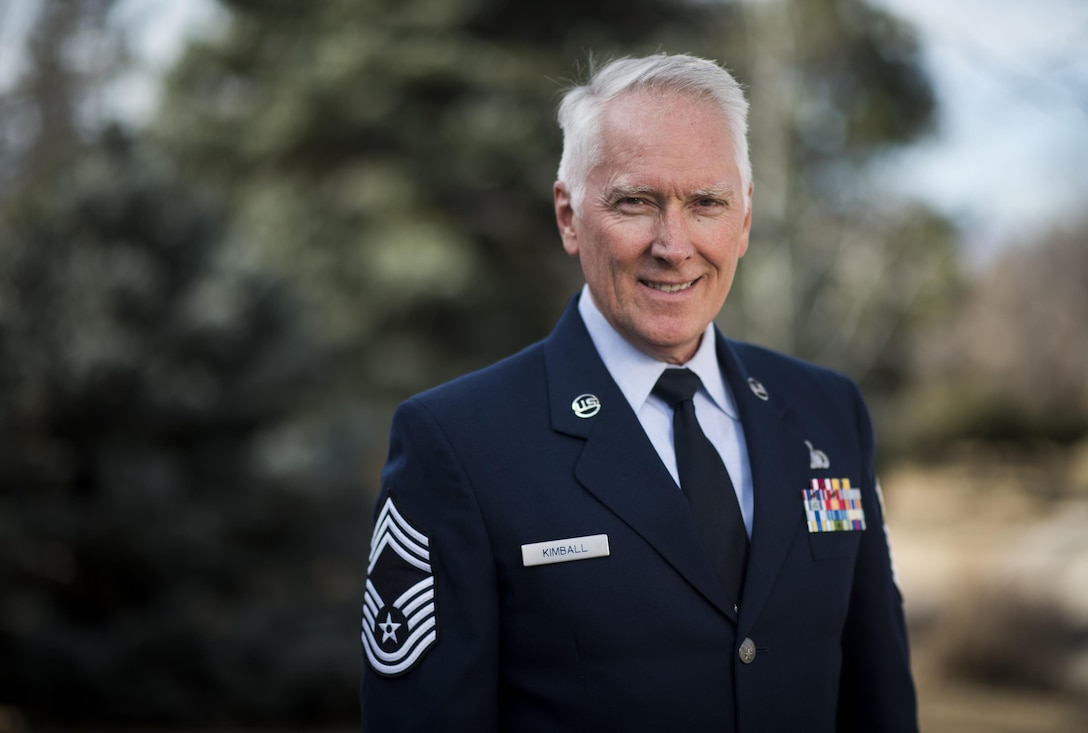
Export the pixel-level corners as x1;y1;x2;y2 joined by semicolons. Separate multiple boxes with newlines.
803;478;866;532
361;496;438;676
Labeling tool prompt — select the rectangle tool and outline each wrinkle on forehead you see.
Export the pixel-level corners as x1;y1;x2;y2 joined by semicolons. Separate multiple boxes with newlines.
597;91;734;167
607;88;721;131
579;89;747;217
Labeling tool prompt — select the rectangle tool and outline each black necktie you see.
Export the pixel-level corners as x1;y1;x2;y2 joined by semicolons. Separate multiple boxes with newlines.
653;368;749;605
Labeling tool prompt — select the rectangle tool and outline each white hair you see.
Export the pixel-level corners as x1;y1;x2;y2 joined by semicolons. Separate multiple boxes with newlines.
556;54;751;213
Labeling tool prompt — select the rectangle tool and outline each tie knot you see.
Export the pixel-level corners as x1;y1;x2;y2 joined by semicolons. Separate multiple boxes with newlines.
652;368;703;408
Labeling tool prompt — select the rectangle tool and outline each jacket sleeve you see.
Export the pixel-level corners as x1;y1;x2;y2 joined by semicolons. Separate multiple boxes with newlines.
360;397;500;732
837;381;919;732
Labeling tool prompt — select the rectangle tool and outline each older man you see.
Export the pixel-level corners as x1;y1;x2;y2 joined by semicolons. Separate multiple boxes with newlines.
360;54;917;732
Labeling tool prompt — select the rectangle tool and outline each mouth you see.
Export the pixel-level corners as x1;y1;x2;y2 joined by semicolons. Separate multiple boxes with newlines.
642;278;697;294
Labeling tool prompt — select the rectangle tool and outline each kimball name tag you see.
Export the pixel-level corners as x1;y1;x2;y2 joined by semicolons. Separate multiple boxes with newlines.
521;534;610;567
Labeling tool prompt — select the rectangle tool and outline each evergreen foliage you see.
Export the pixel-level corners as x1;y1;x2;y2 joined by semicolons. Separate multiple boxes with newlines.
155;0;725;401
0;131;360;725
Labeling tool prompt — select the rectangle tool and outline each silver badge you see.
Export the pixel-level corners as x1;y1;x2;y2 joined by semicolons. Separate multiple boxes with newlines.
739;637;757;664
362;496;438;677
805;440;830;469
747;378;769;401
571;393;601;418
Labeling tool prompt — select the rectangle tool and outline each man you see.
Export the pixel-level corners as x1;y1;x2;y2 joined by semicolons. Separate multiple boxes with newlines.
360;53;917;732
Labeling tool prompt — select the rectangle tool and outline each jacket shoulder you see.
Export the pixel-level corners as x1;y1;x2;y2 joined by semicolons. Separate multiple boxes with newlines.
725;338;862;406
409;340;548;416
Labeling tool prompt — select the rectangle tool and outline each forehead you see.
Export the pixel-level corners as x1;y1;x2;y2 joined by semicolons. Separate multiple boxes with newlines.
593;90;739;189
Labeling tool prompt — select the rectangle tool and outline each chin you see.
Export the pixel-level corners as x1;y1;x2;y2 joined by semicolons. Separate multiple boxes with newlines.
640;332;704;362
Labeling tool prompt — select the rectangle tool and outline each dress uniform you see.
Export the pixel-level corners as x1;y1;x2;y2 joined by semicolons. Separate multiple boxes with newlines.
359;294;918;732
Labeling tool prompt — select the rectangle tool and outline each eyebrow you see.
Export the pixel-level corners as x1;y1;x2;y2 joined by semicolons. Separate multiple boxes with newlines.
690;185;737;200
607;184;738;200
608;184;656;198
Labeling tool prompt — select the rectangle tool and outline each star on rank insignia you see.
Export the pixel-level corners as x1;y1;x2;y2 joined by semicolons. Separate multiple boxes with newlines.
361;496;438;676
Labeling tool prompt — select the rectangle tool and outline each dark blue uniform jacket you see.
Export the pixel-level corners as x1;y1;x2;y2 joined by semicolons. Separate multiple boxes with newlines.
360;296;917;732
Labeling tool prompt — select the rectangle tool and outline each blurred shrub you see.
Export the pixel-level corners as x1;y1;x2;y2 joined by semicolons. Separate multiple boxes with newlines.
0;130;365;726
902;221;1088;455
934;582;1088;695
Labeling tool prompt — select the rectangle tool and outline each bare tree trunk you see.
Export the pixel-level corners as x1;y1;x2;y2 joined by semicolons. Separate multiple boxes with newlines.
736;0;798;354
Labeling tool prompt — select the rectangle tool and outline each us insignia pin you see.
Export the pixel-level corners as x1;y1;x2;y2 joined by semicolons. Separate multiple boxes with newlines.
747;378;769;401
361;496;438;676
572;393;601;418
803;478;866;532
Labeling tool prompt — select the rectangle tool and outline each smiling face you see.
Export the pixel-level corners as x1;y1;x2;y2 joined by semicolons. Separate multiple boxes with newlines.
555;90;753;364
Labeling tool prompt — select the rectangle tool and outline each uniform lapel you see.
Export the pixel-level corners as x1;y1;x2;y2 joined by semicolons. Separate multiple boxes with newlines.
544;299;736;621
716;334;809;627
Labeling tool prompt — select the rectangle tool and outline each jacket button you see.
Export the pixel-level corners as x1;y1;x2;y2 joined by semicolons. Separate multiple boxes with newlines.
738;637;757;664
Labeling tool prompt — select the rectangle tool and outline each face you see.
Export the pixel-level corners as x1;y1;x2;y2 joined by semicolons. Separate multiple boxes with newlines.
555;90;753;364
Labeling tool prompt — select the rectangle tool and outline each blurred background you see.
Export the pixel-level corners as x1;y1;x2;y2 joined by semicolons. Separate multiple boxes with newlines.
1;0;1085;730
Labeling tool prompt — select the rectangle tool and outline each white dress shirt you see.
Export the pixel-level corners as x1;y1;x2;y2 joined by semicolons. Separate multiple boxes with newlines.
578;285;754;536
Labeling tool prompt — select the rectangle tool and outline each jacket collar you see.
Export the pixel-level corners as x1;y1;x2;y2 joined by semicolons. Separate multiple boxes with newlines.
543;295;808;626
544;297;734;619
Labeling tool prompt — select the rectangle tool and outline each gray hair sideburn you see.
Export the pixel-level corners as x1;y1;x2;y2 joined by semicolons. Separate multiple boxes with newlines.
556;54;751;213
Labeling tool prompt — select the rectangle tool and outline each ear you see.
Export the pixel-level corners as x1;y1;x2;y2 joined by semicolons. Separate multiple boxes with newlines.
554;181;579;257
738;182;754;258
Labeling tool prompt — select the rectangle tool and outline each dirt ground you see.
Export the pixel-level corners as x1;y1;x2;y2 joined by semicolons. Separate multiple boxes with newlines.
913;649;1088;733
884;449;1088;733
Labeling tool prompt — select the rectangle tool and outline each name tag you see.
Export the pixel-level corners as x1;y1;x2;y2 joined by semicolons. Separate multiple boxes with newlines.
521;534;610;567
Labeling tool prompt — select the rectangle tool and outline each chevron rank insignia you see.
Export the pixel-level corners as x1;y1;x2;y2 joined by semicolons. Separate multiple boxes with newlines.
803;478;866;532
361;496;437;676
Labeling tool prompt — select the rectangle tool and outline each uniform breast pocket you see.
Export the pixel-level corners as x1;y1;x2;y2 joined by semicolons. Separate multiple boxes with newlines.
807;529;862;560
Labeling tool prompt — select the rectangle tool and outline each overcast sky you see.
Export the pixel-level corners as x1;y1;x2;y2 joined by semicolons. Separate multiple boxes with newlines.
870;0;1088;263
3;0;1086;266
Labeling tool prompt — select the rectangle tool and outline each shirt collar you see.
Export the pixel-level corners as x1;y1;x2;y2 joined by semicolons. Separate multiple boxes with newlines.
577;285;738;419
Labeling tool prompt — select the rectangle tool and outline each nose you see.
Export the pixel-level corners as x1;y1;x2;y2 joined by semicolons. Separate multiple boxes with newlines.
649;206;695;264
